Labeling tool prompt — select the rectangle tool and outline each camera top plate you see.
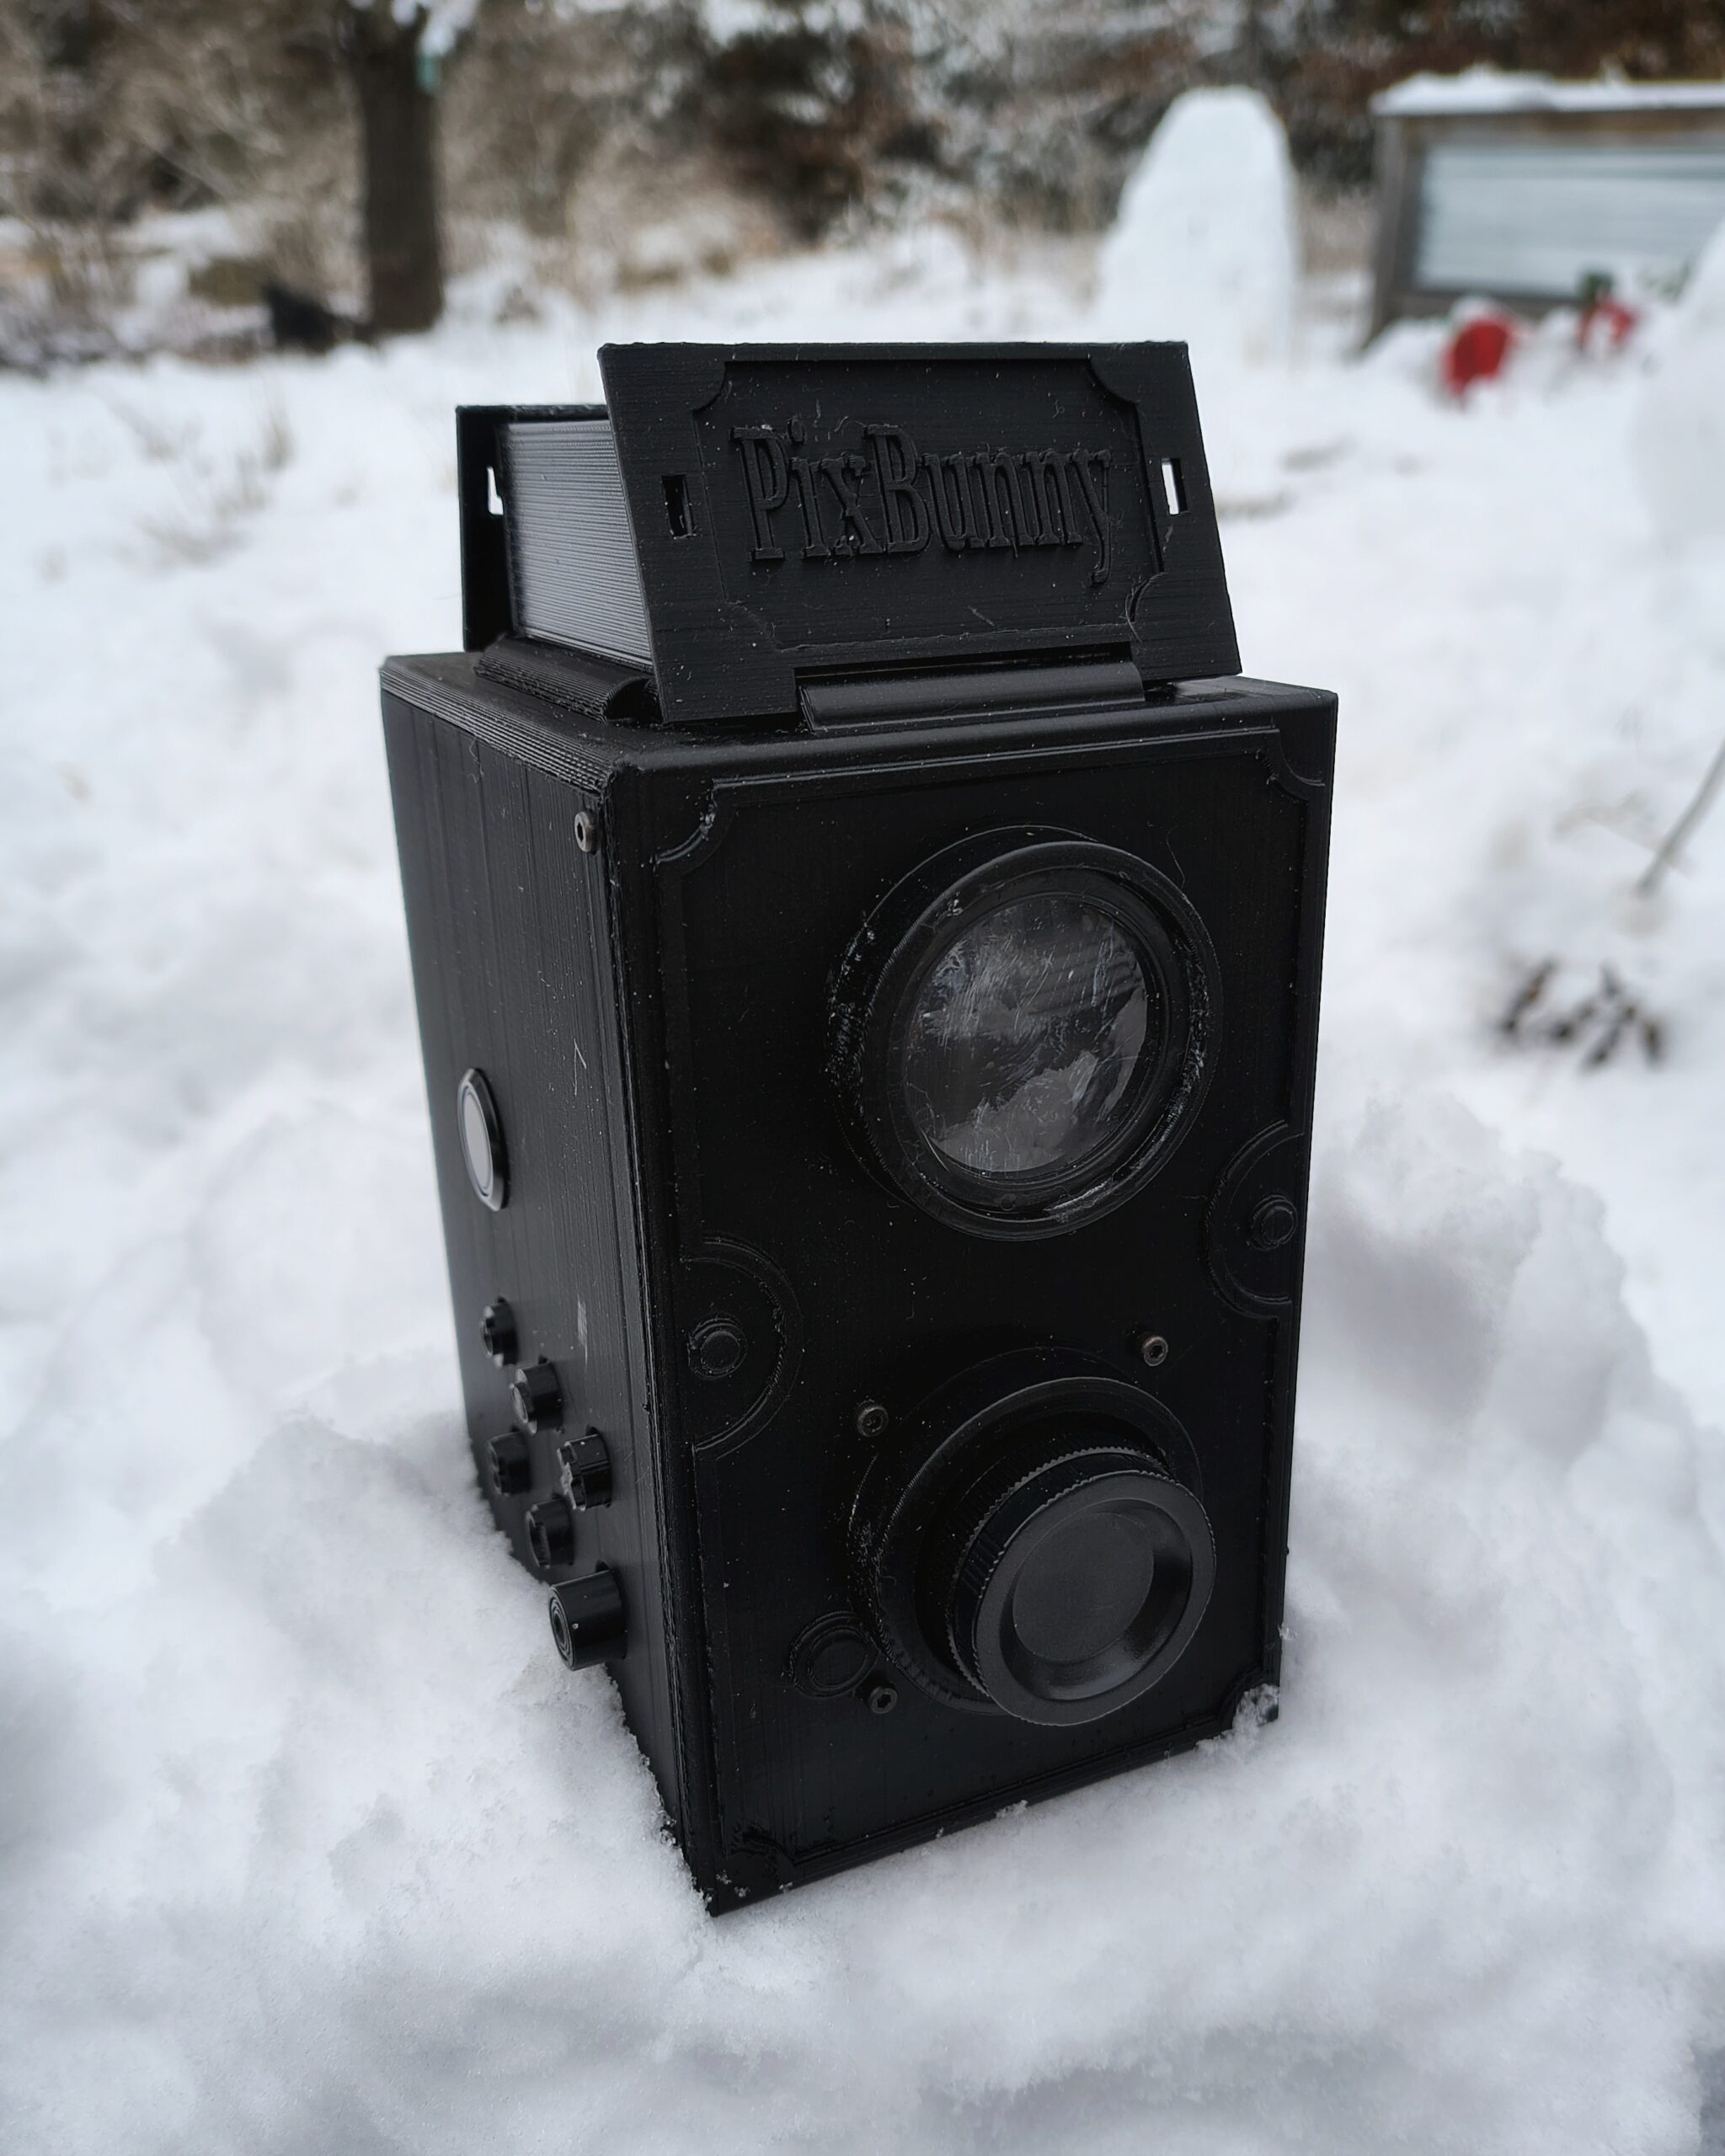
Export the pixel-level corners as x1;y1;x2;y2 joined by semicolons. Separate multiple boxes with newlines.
457;343;1240;728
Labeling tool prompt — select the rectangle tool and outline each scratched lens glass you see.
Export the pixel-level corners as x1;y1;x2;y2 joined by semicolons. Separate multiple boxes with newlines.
900;897;1154;1182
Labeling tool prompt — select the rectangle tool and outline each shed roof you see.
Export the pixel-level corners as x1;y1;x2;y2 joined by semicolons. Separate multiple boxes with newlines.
1374;69;1725;120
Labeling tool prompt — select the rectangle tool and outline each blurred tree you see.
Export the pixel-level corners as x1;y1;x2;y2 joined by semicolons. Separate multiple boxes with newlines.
924;0;1237;227
682;0;1234;235
449;0;705;239
339;3;450;333
339;2;498;334
5;0;1725;358
1268;0;1725;187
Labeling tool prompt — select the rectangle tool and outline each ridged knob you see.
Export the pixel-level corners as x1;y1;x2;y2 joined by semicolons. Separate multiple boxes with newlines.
479;1299;518;1367
548;1568;626;1670
525;1496;575;1572
486;1429;531;1497
510;1360;563;1435
557;1430;612;1510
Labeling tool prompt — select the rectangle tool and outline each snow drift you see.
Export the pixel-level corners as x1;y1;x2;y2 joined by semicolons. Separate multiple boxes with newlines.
3;233;1725;2153
1636;216;1725;547
1093;88;1300;370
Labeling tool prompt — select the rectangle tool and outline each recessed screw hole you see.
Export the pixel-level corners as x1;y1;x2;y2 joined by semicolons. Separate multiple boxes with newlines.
1248;1196;1298;1252
689;1317;747;1380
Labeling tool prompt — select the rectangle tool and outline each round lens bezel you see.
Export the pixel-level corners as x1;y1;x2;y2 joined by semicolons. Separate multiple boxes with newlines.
846;1351;1211;1720
834;836;1219;1238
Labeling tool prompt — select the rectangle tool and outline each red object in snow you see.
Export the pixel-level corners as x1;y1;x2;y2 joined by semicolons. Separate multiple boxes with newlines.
1440;313;1518;398
1578;295;1639;353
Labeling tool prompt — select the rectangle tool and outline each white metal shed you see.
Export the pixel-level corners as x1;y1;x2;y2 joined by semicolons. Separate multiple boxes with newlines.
1368;71;1725;337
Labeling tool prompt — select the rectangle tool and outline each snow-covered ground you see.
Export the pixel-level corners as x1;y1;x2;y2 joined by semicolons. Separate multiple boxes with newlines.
3;221;1725;2154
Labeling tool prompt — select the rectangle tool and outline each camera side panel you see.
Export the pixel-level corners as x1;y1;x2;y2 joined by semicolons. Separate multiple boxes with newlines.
382;688;702;1856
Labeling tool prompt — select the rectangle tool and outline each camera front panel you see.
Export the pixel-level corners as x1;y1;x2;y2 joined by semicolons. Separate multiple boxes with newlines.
637;697;1332;1896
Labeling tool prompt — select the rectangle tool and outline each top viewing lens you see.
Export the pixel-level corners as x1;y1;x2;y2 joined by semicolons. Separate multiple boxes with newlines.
899;895;1156;1182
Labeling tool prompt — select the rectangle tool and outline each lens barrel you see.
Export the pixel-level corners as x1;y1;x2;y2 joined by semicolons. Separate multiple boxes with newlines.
849;1353;1215;1726
830;835;1219;1239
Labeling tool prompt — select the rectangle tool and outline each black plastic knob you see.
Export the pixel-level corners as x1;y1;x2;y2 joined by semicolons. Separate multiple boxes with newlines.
486;1429;532;1497
525;1496;575;1572
932;1443;1215;1726
510;1360;563;1435
557;1430;612;1510
548;1567;626;1670
479;1299;518;1367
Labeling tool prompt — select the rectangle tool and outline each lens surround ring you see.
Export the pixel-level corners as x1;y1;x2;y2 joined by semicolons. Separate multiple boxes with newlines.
830;833;1220;1239
848;1351;1211;1721
937;1445;1215;1725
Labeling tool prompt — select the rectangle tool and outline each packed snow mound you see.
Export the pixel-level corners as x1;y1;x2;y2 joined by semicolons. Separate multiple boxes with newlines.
4;236;1725;2153
1093;88;1299;368
1635;215;1725;545
3;1088;1722;2156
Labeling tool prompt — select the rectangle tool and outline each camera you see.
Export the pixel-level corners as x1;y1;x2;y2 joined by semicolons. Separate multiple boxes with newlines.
382;343;1334;1908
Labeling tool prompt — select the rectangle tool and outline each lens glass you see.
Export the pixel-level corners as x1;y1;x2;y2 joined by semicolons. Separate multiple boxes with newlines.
899;894;1156;1183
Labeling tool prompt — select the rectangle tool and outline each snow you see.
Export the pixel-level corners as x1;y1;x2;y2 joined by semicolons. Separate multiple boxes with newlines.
3;229;1725;2153
1375;68;1725;118
1093;88;1299;371
1636;217;1725;546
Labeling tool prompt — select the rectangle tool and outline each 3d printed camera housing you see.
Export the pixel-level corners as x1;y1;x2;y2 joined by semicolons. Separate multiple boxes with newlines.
382;343;1333;1908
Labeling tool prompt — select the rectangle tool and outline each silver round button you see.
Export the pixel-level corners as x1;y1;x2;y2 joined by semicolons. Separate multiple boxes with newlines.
457;1067;508;1211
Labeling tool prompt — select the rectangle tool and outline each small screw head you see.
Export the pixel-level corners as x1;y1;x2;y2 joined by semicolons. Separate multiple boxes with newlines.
865;1681;899;1716
574;810;600;854
510;1360;564;1435
854;1399;889;1441
1248;1194;1299;1252
1136;1331;1170;1369
688;1316;747;1381
479;1298;517;1368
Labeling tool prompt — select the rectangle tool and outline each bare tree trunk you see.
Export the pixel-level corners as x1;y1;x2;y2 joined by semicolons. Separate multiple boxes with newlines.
343;4;443;336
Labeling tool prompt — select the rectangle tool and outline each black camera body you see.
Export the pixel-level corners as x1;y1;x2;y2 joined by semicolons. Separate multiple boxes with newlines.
382;344;1334;1909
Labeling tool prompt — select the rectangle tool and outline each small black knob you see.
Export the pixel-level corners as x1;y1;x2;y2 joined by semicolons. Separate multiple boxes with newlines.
688;1317;747;1381
525;1496;575;1572
557;1430;612;1510
510;1360;563;1434
486;1429;532;1497
479;1298;517;1367
548;1567;626;1669
1248;1194;1299;1251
